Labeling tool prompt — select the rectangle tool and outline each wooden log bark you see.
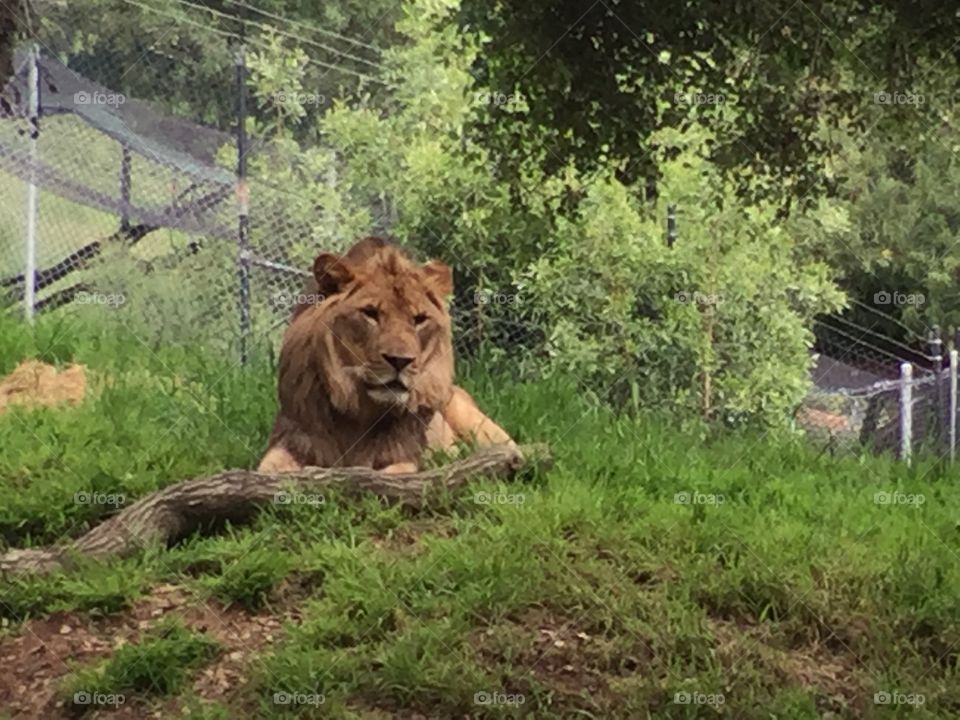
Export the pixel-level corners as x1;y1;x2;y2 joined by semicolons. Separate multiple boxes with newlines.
0;443;550;576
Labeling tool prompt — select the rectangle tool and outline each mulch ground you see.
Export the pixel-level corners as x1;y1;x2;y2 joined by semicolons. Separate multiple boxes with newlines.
0;583;300;719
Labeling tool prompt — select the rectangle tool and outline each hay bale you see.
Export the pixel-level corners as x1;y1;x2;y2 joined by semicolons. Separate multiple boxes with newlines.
0;360;87;413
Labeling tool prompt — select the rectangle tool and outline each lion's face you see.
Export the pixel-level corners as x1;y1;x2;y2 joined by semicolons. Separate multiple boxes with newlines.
289;238;455;419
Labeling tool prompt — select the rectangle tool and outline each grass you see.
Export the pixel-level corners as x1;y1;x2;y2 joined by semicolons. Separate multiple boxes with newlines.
62;617;221;701
0;312;958;718
0;115;204;278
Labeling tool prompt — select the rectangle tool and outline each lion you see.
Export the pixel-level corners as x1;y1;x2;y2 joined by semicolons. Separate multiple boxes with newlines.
257;237;515;475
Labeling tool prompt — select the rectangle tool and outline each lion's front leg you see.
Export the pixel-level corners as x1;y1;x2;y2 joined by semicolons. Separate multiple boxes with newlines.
380;462;418;474
257;446;303;473
442;386;516;448
425;409;459;453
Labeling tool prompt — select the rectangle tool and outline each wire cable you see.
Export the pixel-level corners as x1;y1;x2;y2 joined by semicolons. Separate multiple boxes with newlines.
814;319;926;369
222;0;383;54
848;298;927;340
821;313;931;360
116;0;387;85
166;0;383;70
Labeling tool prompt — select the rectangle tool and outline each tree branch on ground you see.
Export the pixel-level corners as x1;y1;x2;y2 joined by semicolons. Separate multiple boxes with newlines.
0;443;551;576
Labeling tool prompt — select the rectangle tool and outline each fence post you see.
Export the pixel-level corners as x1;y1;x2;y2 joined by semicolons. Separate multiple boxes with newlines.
235;45;251;365
666;204;677;248
900;362;913;464
24;43;40;322
119;147;132;233
929;326;944;450
950;349;958;463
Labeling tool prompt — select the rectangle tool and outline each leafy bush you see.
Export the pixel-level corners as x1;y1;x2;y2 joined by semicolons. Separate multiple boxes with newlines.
521;121;845;423
242;0;844;426
792;122;960;337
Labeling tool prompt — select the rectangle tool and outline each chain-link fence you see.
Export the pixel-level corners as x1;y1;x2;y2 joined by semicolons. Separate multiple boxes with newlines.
0;29;535;369
797;305;958;460
0;40;341;354
2;18;959;463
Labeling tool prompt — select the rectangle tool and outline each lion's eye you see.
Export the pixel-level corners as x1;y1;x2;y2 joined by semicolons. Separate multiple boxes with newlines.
361;306;380;321
414;313;429;326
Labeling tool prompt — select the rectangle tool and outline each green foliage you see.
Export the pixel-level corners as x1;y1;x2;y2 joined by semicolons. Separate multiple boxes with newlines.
36;0;403;133
62;618;220;700
1;314;959;717
0;314;276;549
0;559;151;623
460;0;959;206
241;0;845;426
522;119;845;423
194;540;294;611
793;122;960;337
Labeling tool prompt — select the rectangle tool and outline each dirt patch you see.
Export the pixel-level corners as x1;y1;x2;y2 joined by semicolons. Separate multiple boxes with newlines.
0;583;298;719
709;618;865;714
369;518;459;557
0;360;87;415
471;608;618;704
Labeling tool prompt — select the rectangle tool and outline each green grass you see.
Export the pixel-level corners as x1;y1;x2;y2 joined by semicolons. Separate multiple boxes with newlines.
0;115;202;278
0;312;958;718
62;617;220;702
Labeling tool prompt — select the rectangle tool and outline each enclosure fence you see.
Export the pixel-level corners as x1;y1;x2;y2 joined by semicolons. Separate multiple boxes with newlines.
0;42;328;354
799;308;960;462
1;37;958;463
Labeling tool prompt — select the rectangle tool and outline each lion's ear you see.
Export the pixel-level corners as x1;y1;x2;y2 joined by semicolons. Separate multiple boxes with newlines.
313;253;355;297
423;260;453;297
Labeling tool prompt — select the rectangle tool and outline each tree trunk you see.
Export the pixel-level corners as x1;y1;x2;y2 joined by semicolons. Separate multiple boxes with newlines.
0;443;550;576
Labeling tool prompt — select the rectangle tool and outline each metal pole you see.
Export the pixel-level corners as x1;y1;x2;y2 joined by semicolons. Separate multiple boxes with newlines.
666;204;677;248
930;326;944;450
24;43;40;322
950;349;957;463
119;147;132;233
235;45;251;365
900;362;913;464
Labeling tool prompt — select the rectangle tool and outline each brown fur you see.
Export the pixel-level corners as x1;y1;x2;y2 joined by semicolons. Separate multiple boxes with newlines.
259;238;456;472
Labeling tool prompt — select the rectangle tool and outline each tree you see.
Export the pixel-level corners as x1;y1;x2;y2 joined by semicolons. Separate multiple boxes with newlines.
30;0;402;132
0;0;27;91
459;0;960;208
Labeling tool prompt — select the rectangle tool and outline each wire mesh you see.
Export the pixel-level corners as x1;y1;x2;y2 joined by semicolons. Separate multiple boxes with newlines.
0;17;957;461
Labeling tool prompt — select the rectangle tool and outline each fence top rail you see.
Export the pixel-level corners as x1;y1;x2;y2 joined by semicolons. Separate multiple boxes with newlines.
813;367;945;399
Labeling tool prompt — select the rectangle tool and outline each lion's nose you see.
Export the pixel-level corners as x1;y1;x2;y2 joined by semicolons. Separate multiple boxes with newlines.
382;353;414;372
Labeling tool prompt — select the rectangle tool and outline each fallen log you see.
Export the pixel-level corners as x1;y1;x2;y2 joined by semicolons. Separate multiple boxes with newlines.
0;443;551;575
